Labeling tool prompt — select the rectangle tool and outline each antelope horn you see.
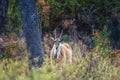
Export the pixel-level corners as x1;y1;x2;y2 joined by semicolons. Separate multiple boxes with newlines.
59;29;64;41
54;29;57;41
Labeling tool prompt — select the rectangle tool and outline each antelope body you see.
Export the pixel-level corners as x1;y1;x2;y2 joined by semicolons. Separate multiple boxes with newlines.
50;29;72;64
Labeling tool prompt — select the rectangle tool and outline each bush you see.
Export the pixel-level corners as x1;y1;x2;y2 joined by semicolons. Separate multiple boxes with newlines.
93;26;111;57
0;51;119;80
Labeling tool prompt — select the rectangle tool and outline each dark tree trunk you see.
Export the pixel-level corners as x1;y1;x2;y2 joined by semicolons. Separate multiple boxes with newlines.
19;0;44;69
0;0;9;33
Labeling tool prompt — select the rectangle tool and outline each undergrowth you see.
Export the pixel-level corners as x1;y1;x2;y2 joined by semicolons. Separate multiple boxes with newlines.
0;51;119;80
0;27;119;80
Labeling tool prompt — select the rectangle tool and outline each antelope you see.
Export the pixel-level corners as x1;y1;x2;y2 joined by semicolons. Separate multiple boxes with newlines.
50;29;72;64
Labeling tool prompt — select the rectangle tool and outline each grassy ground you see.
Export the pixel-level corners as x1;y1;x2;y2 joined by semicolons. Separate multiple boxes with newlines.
0;32;120;80
0;46;120;80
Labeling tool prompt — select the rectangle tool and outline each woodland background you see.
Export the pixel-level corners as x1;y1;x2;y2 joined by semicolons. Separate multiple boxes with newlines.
0;0;120;80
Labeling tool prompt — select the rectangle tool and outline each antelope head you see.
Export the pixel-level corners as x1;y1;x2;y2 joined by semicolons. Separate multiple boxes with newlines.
50;29;72;64
50;29;63;58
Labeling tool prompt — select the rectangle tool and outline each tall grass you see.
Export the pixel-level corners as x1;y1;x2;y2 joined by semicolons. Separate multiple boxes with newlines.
0;27;120;80
0;49;119;80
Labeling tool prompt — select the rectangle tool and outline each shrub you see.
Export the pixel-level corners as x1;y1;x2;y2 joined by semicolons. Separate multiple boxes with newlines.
93;26;111;57
0;51;120;80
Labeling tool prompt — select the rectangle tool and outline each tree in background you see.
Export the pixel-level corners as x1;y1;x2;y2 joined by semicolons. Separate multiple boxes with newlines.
0;0;9;34
19;0;44;69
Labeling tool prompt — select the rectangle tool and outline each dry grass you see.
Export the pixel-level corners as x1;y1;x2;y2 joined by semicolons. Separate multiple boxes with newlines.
0;41;120;80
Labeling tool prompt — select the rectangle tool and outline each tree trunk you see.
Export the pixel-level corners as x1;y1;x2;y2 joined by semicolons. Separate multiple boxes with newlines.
19;0;44;69
0;0;9;33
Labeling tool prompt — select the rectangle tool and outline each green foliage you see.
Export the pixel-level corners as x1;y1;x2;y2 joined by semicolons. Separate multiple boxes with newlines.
0;42;18;59
63;34;69;42
0;0;120;79
0;59;28;80
7;0;22;34
0;53;119;80
46;0;120;28
93;26;111;57
46;0;80;18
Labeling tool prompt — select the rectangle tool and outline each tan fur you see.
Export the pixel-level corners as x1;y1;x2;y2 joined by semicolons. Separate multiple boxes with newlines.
50;42;72;64
0;38;3;43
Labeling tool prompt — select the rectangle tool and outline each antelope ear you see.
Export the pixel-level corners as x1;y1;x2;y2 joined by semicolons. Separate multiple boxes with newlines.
50;37;54;41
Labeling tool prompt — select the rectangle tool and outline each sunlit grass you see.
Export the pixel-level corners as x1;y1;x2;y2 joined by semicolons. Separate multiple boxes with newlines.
0;50;119;80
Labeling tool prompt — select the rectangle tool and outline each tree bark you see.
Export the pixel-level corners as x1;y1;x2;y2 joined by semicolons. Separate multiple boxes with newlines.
0;0;9;33
19;0;44;69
